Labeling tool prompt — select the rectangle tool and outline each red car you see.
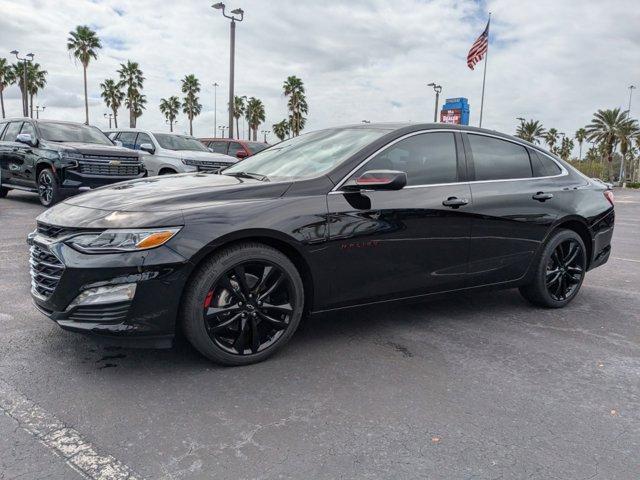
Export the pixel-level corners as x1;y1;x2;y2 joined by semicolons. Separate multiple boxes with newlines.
200;138;269;159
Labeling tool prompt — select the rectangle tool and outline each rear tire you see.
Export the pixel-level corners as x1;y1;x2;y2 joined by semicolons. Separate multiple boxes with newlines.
0;186;8;198
37;168;62;207
181;242;304;366
519;229;587;308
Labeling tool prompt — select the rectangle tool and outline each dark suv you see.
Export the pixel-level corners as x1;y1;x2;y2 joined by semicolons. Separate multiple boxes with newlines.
0;118;145;206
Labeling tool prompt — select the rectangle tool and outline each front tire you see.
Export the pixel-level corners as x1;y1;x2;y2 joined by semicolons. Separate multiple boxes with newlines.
519;229;587;308
181;242;305;366
37;168;62;207
0;186;8;198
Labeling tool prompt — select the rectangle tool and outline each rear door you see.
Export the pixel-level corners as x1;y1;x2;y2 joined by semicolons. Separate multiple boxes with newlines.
462;132;566;286
325;130;472;308
0;121;24;186
11;121;39;187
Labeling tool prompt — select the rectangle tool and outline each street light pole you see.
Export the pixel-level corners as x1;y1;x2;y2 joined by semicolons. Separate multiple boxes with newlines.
11;50;34;117
212;3;244;140
36;105;45;119
104;113;112;128
213;82;219;137
628;85;636;115
427;82;442;122
261;130;270;143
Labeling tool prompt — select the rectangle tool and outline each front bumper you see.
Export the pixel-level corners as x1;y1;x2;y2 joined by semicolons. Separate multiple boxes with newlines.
28;230;191;345
59;168;146;192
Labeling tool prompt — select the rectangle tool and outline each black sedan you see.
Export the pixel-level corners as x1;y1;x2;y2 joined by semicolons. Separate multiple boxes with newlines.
28;124;615;365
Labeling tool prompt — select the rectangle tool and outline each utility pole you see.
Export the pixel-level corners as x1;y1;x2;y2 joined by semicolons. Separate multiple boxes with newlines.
427;83;442;122
212;3;244;140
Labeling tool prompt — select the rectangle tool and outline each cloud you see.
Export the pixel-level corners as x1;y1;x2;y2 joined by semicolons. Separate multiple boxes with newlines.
0;0;638;154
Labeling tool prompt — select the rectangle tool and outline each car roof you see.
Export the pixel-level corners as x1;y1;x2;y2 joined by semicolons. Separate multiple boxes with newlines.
0;118;90;127
109;128;198;137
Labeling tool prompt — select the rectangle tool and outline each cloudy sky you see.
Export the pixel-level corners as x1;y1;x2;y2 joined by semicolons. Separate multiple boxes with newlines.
0;0;639;149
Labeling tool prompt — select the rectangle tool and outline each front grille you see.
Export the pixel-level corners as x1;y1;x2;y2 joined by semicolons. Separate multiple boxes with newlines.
184;158;232;172
30;244;64;298
37;222;85;239
67;301;131;323
78;155;141;177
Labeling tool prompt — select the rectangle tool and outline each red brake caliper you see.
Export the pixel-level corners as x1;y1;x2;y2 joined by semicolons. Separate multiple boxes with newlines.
203;291;214;308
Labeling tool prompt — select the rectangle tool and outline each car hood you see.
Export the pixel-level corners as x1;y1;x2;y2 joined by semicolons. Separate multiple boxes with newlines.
178;150;236;163
55;172;291;214
42;141;139;157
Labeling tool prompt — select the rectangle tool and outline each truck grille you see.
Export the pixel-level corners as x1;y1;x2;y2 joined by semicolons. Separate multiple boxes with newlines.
183;158;232;173
30;244;64;298
79;155;142;176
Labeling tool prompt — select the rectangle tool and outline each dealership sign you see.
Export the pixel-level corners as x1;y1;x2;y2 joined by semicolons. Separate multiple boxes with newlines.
440;97;470;125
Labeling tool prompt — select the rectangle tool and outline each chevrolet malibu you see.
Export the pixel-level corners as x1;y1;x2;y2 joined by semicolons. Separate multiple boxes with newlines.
28;124;615;366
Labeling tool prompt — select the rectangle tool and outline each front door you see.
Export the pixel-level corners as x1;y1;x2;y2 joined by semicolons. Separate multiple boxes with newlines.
325;131;473;309
0;121;24;187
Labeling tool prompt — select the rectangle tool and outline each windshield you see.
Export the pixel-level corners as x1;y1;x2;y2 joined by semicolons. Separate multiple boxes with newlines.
155;134;209;152
223;128;388;180
38;122;113;145
246;142;269;154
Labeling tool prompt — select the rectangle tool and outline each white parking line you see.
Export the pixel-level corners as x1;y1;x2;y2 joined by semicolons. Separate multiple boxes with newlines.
612;256;640;264
0;379;142;480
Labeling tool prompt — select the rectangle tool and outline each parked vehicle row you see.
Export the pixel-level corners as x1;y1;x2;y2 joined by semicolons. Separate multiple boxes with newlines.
28;123;615;366
0;118;146;206
199;137;269;159
105;129;238;176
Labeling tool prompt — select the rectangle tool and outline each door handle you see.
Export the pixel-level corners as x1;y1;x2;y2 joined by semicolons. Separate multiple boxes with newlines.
442;196;469;208
532;192;553;202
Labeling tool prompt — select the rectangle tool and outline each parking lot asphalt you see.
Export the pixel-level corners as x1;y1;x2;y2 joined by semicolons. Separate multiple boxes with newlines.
0;188;639;480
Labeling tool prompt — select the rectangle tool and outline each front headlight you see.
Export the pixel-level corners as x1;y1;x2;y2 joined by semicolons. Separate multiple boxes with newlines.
58;151;84;167
66;227;181;253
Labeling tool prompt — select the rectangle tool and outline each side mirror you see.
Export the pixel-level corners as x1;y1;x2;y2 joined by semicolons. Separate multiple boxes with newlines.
236;150;248;159
16;133;37;147
139;143;155;154
344;170;407;191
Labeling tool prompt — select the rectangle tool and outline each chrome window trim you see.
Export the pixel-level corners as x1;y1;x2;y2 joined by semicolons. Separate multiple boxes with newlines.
330;129;568;194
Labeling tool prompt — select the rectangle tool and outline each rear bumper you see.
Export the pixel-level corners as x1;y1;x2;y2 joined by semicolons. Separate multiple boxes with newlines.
588;209;614;271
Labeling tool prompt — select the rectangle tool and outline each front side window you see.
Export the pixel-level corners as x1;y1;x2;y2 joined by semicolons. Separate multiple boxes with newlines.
227;142;244;157
223;127;389;181
117;132;138;149
37;122;113;145
352;132;458;186
468;134;532;181
20;122;36;138
135;133;153;149
155;134;208;152
2;122;23;142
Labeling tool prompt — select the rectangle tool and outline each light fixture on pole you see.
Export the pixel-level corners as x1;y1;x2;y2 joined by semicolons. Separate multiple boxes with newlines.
361;120;371;124
218;125;228;136
36;105;45;120
427;82;442;122
212;3;244;140
260;130;270;143
213;82;219;137
104;112;113;128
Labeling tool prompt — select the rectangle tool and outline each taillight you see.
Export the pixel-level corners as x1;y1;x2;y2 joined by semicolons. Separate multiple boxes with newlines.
603;190;615;207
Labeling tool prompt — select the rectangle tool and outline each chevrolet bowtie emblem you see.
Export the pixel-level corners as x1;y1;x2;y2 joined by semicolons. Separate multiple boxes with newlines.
109;160;121;166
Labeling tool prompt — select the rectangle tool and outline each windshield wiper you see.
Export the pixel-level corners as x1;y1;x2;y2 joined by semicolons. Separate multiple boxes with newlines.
225;171;269;182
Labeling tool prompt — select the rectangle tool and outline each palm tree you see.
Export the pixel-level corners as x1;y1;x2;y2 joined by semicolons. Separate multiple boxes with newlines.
181;74;202;136
585;108;632;180
557;137;574;161
160;96;181;132
233;95;245;139
67;25;102;125
515;119;545;144
574;128;587;161
272;119;289;141
100;79;124;128
283;75;308;136
616;119;640;185
544;128;559;153
26;63;47;118
118;61;145;127
245;97;266;141
0;58;14;118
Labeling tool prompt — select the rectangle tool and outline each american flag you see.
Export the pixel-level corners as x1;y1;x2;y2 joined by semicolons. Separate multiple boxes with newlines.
467;19;490;70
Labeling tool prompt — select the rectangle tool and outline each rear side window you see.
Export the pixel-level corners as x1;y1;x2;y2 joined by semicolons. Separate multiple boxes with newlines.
2;122;23;142
468;134;532;181
117;132;138;149
530;150;562;177
208;141;228;154
227;142;245;157
355;132;458;186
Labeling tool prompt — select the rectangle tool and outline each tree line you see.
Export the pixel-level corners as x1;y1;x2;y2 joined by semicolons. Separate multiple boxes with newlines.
0;25;309;141
516;108;640;184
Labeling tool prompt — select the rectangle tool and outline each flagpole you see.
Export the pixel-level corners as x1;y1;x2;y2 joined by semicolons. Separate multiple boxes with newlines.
479;13;491;128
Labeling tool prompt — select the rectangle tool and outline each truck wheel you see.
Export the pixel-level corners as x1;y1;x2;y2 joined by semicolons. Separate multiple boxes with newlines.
0;187;9;198
38;169;62;207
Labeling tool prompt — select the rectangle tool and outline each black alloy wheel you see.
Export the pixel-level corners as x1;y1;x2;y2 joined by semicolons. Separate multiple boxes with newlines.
38;168;60;207
181;243;304;365
545;239;584;301
204;261;294;355
519;229;587;308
